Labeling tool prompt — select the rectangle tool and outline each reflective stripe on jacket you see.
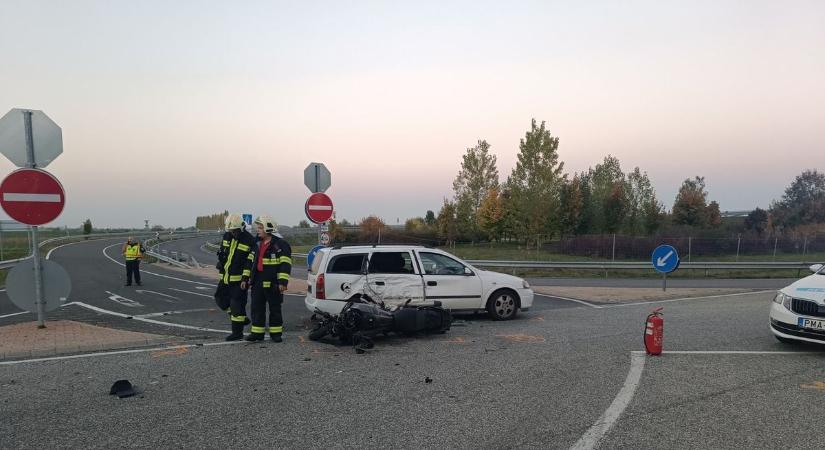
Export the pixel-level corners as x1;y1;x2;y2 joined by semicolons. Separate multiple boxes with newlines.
221;230;255;284
124;244;142;261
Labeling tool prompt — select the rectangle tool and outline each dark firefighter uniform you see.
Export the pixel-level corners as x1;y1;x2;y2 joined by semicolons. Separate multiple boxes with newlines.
215;227;255;340
246;234;292;342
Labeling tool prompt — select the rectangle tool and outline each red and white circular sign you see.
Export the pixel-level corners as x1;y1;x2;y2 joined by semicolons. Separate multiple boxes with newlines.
0;168;65;225
305;192;333;224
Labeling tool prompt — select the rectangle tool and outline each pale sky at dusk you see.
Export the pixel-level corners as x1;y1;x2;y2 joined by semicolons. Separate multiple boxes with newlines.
1;0;823;228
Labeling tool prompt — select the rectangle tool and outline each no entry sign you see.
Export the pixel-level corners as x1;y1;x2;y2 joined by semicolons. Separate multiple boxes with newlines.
0;168;65;225
305;192;334;224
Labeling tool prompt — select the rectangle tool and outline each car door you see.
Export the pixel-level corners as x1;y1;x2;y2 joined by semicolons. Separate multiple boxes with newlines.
365;251;425;306
321;252;368;300
415;251;483;310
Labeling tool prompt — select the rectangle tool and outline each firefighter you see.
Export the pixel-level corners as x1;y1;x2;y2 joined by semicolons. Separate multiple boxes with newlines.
122;237;145;286
214;213;255;341
245;215;292;342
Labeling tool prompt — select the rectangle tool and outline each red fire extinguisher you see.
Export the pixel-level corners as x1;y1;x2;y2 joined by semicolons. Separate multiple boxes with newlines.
644;307;664;356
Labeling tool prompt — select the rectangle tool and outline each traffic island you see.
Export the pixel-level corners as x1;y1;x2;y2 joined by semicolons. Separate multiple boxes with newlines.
532;286;760;304
0;320;175;361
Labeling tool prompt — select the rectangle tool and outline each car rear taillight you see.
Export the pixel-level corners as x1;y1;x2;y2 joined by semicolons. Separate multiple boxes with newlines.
316;274;326;300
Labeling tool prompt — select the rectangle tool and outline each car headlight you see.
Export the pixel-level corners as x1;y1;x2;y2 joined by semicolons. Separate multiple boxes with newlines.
522;280;530;289
774;292;792;309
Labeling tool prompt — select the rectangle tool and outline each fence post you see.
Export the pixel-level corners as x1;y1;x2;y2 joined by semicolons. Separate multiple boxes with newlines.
736;234;741;262
612;234;616;262
802;236;808;259
688;237;692;263
773;237;778;261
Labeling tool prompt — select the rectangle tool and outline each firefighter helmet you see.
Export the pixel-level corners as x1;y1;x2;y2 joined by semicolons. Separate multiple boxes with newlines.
225;214;245;231
254;215;277;234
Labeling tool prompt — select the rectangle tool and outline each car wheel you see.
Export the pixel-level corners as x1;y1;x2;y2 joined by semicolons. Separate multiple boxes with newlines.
774;335;796;345
487;289;519;320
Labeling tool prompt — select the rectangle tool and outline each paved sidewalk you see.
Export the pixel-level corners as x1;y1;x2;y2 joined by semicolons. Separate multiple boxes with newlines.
0;320;176;361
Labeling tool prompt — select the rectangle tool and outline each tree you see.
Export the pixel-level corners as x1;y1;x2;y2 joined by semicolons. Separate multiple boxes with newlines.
298;220;311;228
672;176;709;227
558;176;584;236
453;140;499;239
477;186;505;241
436;199;458;245
625;167;656;234
642;195;664;234
404;217;427;233
358;216;385;242
769;170;825;230
744;207;769;235
603;182;628;233
505;119;565;244
82;219;92;235
587;155;626;233
328;219;347;243
706;201;722;228
424;210;436;226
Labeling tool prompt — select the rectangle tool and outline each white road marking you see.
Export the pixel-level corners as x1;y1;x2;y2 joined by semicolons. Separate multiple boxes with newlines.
135;289;178;302
0;340;243;366
169;288;213;298
195;286;212;291
137;308;216;318
102;243;213;286
601;290;776;309
45;240;83;260
2;193;61;202
69;301;227;333
570;352;646;450
630;350;825;355
0;311;28;319
105;291;143;308
535;294;602;309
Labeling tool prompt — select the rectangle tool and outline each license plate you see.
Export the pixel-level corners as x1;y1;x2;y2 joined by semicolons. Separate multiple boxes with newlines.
798;317;825;330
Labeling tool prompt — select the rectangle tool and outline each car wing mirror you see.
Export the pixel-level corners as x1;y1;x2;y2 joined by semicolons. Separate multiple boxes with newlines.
464;267;474;276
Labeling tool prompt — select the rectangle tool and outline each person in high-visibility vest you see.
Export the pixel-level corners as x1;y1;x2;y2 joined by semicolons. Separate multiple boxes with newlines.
122;237;145;286
214;214;255;341
245;215;292;342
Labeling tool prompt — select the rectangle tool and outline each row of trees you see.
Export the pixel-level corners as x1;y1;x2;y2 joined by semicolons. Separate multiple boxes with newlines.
195;211;228;231
422;119;725;245
395;119;820;245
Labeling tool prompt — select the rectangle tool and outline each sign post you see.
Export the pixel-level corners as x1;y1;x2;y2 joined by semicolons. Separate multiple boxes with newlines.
0;108;65;328
651;244;680;292
304;162;333;246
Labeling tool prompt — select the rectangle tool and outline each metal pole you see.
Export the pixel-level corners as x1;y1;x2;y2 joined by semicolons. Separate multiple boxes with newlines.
663;273;667;292
24;110;46;328
803;236;808;259
0;221;3;261
736;234;741;262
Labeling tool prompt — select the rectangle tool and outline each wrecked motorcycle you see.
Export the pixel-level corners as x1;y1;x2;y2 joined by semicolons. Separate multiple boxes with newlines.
308;295;452;349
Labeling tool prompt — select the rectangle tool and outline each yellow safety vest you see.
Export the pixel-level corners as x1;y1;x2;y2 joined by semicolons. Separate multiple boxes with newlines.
125;244;142;261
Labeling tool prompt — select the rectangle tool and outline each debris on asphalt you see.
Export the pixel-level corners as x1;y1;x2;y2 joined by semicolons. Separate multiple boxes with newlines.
109;380;136;398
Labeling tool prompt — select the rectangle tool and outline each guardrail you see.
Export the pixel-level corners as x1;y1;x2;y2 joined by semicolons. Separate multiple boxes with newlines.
0;231;210;270
465;260;818;271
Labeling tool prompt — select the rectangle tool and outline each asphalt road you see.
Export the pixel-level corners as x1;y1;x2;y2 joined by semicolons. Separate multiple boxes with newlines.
3;237;825;449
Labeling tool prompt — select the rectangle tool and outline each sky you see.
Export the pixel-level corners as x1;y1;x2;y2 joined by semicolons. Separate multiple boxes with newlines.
1;0;823;228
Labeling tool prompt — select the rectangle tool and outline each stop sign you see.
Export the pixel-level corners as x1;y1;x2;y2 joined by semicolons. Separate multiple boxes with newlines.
305;192;333;224
0;168;65;225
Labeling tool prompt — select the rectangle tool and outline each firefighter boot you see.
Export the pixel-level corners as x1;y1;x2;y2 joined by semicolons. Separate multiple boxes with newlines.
225;322;245;341
271;333;282;343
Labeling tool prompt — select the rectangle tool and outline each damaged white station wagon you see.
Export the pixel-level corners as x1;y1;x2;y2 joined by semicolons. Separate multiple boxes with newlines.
305;245;534;320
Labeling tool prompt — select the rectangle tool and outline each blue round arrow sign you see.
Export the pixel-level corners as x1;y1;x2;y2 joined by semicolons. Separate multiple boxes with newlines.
307;245;326;270
652;244;680;274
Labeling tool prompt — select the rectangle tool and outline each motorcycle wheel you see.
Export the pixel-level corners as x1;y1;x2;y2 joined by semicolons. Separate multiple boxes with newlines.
308;324;331;341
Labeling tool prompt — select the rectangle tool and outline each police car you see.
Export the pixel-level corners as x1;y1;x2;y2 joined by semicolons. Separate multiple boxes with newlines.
305;245;534;320
769;263;825;344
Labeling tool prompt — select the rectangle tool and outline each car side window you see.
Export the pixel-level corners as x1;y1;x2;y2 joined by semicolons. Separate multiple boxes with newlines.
327;253;367;274
368;252;415;274
418;252;467;276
